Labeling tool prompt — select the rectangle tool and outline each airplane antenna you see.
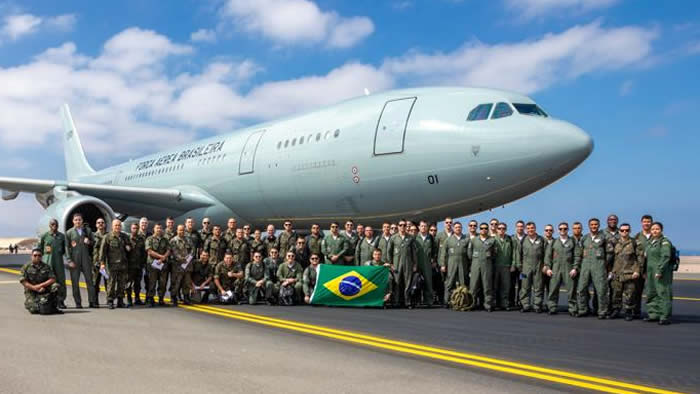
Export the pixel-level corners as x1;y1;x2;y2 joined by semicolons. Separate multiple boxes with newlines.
364;88;370;96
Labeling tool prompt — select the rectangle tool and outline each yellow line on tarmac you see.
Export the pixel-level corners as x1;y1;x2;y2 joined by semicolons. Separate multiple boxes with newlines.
674;297;700;301
185;304;680;394
0;267;687;393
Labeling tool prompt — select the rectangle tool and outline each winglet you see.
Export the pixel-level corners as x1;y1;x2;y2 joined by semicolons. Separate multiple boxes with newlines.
61;104;95;180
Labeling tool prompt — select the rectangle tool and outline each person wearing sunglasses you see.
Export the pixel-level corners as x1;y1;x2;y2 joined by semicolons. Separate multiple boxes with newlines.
293;237;311;269
20;248;61;315
303;253;322;304
91;218;108;305
199;217;213;245
468;223;496;312
278;220;298;257
516;222;546;313
245;251;273;305
467;220;478;239
65;213;98;308
264;248;282;301
306;224;324;264
38;218;67;309
493;223;516;311
414;221;435;306
541;224;555;307
322;222;349;265
377;222;393;265
510;220;526;309
610;223;643;321
544;222;579;316
342;220;359;265
389;220;419;308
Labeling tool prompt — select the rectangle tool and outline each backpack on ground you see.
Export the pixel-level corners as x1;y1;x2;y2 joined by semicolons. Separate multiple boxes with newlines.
449;285;475;311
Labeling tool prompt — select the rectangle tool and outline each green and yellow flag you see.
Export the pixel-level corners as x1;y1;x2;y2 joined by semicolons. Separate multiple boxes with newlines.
310;264;389;307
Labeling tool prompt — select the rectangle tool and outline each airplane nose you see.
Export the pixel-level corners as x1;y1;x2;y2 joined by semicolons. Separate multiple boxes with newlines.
566;122;594;162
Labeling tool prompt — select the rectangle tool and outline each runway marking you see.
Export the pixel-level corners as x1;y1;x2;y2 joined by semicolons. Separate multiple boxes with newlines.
0;268;688;393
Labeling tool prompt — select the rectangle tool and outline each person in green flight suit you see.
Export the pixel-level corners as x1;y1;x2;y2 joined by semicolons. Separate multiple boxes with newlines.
517;222;546;313
468;223;497;312
442;222;469;305
576;218;615;319
38;219;67;309
245;251;273;305
544;222;580;316
414;221;435;306
493;223;516;311
99;219;130;309
633;214;653;318
322;222;349;265
644;222;674;325
389;219;418;308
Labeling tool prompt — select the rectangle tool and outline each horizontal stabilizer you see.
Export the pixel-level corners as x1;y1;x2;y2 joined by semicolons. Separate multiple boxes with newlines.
0;176;215;212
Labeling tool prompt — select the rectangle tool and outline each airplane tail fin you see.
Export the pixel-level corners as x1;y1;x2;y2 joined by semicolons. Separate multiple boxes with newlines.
61;104;95;180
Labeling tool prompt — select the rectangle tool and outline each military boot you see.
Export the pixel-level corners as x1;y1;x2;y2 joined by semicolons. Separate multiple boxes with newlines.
148;298;155;308
117;299;125;308
126;294;133;308
108;301;115;310
624;311;633;321
172;296;179;307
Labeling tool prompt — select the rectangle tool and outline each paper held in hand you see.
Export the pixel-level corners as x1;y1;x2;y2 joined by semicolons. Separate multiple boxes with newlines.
151;259;164;270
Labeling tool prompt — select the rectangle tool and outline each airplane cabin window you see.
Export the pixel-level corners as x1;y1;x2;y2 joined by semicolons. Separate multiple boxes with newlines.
491;102;513;119
334;129;340;138
467;103;493;121
299;136;304;144
277;141;282;150
513;103;548;117
324;130;330;140
284;140;289;148
292;138;296;146
316;133;321;141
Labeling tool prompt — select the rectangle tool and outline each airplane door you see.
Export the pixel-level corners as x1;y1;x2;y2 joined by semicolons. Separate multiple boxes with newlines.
239;130;265;175
373;97;416;155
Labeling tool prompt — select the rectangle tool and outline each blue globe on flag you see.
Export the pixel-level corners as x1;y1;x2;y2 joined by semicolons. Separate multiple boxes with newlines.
338;275;362;296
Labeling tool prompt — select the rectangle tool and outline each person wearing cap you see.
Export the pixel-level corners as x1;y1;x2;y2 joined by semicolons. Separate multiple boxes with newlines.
38;219;68;309
20;248;61;315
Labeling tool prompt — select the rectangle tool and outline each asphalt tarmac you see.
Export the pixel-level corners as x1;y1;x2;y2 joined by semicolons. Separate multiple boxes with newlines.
2;254;698;393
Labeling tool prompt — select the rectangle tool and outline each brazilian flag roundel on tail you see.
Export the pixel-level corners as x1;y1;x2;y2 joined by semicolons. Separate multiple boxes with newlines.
310;264;389;307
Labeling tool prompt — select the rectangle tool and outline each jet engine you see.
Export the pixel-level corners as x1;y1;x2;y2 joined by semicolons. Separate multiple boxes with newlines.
37;195;116;234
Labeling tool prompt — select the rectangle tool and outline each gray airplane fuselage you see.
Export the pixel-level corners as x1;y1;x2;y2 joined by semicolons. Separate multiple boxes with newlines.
76;87;593;228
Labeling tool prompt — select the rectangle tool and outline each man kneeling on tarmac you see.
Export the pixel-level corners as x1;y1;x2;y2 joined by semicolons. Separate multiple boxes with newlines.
20;248;62;315
214;251;244;304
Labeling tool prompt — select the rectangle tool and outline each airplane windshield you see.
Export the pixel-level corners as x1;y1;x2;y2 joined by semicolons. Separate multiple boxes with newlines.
513;103;548;117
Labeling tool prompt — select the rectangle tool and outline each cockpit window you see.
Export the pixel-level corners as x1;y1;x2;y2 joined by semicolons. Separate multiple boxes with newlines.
467;103;493;121
513;103;548;117
491;102;513;119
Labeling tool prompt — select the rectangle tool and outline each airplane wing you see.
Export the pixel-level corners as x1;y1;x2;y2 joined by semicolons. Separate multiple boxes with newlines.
0;176;216;211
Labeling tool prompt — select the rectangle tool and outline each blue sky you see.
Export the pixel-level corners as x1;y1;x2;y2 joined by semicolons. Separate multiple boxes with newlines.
0;0;698;250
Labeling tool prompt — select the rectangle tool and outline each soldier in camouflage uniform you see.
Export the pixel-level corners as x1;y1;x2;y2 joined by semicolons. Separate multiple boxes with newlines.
99;220;130;309
442;222;469;304
145;223;171;307
192;251;213;303
517;222;546;313
229;228;250;268
322;222;349;265
91;218;108;304
184;217;202;257
303;253;321;304
263;224;279;256
20;248;61;314
610;223;643;320
249;229;266;260
65;213;97;308
576;218;615;319
277;251;304;304
223;218;238;245
203;225;227;266
38;219;67;308
644;222;673;325
163;217;176;241
633;215;653;318
278;220;298;257
544;222;580;316
306;224;324;263
245;252;272;305
126;223;147;306
493;223;516;310
469;223;497;311
214;252;244;304
389;220;418;308
199;217;213;245
170;225;195;306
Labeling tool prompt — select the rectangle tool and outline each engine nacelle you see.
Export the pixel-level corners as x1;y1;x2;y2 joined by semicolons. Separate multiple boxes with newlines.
37;195;116;235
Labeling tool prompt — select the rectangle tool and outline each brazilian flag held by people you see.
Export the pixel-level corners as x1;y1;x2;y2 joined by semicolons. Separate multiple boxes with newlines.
310;264;389;307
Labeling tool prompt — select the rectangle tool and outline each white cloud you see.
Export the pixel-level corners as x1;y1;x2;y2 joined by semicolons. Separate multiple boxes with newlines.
505;0;619;20
1;13;41;40
382;21;658;94
221;0;374;48
0;12;76;42
190;28;216;43
619;80;633;96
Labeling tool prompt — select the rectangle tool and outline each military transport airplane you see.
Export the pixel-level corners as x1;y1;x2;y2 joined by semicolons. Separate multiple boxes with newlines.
0;87;592;233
